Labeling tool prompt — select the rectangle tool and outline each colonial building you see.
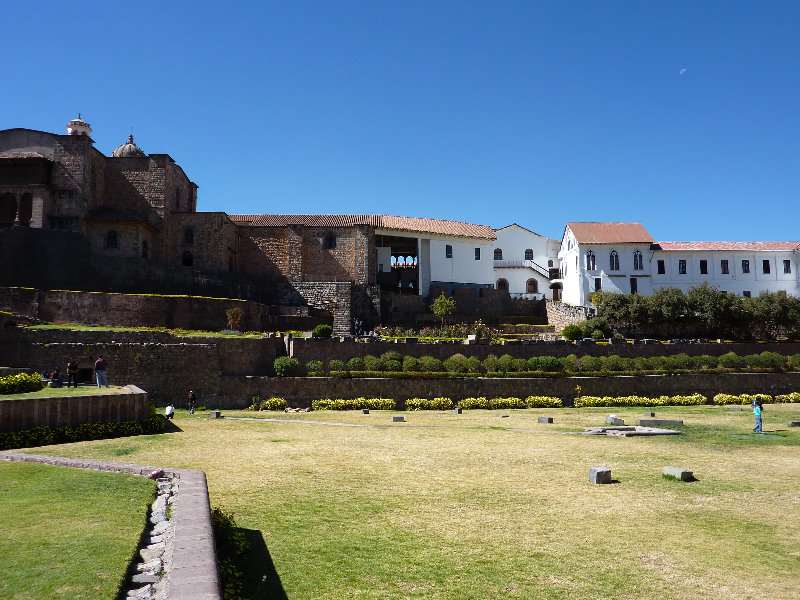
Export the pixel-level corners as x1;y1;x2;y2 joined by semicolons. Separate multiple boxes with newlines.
557;222;800;308
491;224;560;300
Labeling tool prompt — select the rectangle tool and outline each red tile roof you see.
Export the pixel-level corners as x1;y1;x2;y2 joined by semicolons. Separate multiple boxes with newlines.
234;214;496;239
567;222;654;244
654;241;800;252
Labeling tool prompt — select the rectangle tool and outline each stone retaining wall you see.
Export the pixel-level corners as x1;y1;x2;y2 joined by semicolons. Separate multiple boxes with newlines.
0;384;150;432
217;372;800;409
546;300;590;331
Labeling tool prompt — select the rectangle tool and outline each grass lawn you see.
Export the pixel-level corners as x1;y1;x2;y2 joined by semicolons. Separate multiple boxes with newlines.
0;461;156;600
18;404;800;600
2;386;128;399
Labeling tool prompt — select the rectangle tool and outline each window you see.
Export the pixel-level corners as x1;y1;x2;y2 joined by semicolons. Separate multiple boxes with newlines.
633;250;643;271
741;260;750;274
609;250;619;271
526;279;538;293
657;260;665;275
445;244;452;258
524;249;533;261
586;251;596;270
630;277;638;294
184;227;194;245
720;260;729;275
784;260;792;274
494;248;503;260
182;251;193;266
323;232;336;249
743;291;751;298
105;230;118;249
548;260;554;267
679;260;687;274
594;277;602;291
762;259;771;274
474;248;480;260
700;260;708;275
496;279;508;291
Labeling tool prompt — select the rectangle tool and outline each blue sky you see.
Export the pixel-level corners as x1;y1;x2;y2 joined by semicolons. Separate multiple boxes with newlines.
4;2;798;242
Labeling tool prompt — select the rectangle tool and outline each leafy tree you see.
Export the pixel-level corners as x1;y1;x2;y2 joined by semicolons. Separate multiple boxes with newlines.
225;307;243;331
430;292;456;326
561;324;583;340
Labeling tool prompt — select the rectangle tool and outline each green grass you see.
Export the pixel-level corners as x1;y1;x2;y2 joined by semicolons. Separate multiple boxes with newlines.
17;404;800;599
2;386;128;399
0;461;156;600
26;324;264;338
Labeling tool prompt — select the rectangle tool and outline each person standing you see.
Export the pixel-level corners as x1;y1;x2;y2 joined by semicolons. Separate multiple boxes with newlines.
66;359;79;388
94;355;109;388
753;399;763;433
187;390;196;415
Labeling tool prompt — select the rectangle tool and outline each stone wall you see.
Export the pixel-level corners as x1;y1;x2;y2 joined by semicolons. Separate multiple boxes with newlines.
0;384;149;432
546;300;590;332
218;371;800;409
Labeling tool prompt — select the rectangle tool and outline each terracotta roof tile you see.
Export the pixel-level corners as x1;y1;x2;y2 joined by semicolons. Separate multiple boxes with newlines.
654;241;800;252
239;214;496;239
567;222;654;244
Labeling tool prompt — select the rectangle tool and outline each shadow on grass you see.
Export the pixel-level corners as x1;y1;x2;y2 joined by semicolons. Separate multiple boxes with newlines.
239;528;288;600
161;418;183;434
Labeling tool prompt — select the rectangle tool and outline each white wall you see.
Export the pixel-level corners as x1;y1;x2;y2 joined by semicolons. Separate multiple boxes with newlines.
492;224;559;298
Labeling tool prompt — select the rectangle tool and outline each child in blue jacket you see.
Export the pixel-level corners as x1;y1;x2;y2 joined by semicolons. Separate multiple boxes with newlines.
752;399;763;433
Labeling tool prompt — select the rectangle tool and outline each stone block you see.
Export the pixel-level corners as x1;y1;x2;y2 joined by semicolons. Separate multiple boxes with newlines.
537;416;554;424
392;416;405;422
606;415;624;426
788;421;800;427
729;407;743;411
209;410;221;419
663;466;694;481
361;408;369;414
454;407;462;415
589;466;612;484
637;419;683;427
643;412;655;417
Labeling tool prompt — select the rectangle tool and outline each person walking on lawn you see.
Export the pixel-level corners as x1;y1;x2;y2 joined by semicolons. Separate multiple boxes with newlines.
94;355;109;388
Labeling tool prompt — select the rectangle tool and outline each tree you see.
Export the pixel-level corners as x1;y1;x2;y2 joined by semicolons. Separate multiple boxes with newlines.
225;307;243;331
430;292;456;326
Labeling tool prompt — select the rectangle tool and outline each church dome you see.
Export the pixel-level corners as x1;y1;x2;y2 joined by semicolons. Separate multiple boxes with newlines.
112;134;146;158
66;114;92;136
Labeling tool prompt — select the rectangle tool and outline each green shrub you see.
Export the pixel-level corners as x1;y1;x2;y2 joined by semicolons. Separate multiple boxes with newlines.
328;359;345;372
665;353;693;371
511;359;528;372
459;396;490;410
0;372;44;395
381;351;403;363
497;354;515;373
363;355;386;372
273;356;300;377
347;357;365;371
247;396;261;410
602;355;626;372
312;324;333;338
443;353;468;373
561;324;584;340
211;507;249;600
580;355;603;372
419;356;443;372
691;355;719;370
538;356;565;373
525;396;563;408
402;356;421;372
260;397;287;411
406;397;454;410
312;397;396;410
719;352;747;370
759;351;786;371
465;356;483;374
776;392;800;403
482;354;499;372
384;359;402;372
591;329;605;340
305;360;323;376
789;354;800;370
575;394;707;408
490;396;526;409
713;393;772;405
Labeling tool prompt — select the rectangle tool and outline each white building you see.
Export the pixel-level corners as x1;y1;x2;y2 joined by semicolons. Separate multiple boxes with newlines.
557;222;800;307
492;224;560;300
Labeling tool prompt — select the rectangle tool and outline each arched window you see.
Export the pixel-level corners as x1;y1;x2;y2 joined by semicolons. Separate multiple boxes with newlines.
586;251;596;270
496;278;508;291
184;227;194;245
524;249;533;261
610;250;619;271
323;232;336;249
182;251;193;266
105;230;118;249
141;240;149;258
526;279;538;293
494;248;503;261
633;250;643;270
0;193;16;228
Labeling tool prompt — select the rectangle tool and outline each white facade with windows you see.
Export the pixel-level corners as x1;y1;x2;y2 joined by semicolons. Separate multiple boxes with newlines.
557;222;800;308
491;224;560;299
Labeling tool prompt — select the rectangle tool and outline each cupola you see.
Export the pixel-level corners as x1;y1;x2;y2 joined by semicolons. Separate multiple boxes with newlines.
66;113;92;136
112;134;147;158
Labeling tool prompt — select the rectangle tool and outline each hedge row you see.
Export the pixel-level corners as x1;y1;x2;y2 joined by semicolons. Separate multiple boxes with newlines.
713;392;800;405
294;351;800;377
0;415;167;451
246;397;288;411
0;372;44;395
574;394;708;408
312;398;397;410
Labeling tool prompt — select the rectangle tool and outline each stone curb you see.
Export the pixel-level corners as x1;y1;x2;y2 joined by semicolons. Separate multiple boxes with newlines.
0;451;221;600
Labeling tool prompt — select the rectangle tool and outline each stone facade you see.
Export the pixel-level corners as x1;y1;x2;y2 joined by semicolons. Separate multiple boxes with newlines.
545;300;589;332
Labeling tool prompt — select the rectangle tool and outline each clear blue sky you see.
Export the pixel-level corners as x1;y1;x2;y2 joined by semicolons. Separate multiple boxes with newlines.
4;1;798;242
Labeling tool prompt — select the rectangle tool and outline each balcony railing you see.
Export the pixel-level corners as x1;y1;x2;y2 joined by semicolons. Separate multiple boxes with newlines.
493;260;551;278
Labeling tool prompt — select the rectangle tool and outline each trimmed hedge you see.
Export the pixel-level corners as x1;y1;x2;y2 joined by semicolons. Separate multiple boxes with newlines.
525;396;563;408
0;415;167;451
776;392;800;403
712;393;772;405
406;397;454;411
273;356;299;377
0;372;44;395
247;397;288;411
490;396;527;409
459;397;490;410
574;393;707;408
312;397;396;411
